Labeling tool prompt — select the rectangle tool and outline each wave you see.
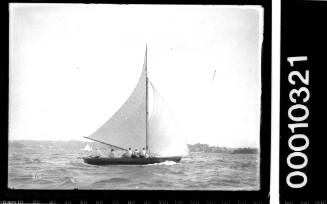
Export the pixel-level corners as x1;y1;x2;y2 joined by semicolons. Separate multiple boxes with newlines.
56;176;78;188
229;161;256;170
180;157;193;162
146;161;177;166
14;157;43;164
92;177;130;185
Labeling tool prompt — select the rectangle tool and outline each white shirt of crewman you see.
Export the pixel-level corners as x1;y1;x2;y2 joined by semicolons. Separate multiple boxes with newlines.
133;150;139;156
109;151;116;158
140;149;146;157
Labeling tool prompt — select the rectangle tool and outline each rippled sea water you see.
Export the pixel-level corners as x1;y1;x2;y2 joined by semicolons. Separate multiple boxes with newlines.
8;141;260;190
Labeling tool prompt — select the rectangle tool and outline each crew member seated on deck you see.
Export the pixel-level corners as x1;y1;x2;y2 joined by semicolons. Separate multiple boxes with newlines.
109;149;116;158
92;148;104;157
122;148;132;158
132;149;139;158
140;148;147;158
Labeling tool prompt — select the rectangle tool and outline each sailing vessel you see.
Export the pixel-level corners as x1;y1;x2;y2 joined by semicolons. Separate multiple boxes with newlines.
81;143;92;151
83;46;189;165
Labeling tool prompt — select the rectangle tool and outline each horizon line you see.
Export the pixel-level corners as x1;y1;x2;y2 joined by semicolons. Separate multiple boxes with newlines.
9;139;260;149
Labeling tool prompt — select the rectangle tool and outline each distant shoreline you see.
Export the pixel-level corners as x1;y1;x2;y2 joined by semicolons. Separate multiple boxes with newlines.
187;143;259;154
9;140;259;154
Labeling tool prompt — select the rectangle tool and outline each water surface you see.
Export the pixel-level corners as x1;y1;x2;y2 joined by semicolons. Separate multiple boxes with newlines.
8;141;259;190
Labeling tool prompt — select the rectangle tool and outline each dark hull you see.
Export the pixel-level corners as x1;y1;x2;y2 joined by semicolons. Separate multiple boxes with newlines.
83;156;182;165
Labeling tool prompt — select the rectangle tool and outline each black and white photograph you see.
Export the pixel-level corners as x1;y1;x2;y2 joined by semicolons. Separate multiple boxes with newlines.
8;4;264;191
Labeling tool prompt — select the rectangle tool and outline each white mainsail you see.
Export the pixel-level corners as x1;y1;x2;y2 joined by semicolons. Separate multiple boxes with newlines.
87;51;147;151
86;48;188;157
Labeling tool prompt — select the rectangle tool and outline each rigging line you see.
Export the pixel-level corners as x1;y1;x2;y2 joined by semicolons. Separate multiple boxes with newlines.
83;136;127;151
145;44;149;151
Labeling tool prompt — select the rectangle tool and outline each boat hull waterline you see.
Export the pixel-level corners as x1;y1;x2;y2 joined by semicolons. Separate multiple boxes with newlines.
83;156;182;165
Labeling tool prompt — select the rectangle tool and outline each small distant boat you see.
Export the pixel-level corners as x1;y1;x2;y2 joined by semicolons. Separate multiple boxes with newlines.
81;144;92;151
83;46;189;165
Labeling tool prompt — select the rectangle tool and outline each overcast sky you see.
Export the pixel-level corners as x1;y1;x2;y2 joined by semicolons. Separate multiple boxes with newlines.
9;4;263;148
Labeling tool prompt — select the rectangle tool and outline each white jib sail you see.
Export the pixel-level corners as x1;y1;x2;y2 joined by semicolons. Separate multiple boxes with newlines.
148;82;189;157
87;53;147;151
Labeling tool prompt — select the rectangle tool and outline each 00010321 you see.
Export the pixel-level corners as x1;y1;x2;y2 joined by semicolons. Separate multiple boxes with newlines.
286;56;310;189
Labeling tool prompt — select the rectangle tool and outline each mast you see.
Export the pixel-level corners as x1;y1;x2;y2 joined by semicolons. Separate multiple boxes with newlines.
145;44;149;151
